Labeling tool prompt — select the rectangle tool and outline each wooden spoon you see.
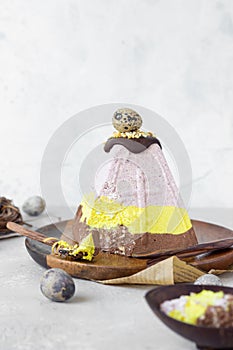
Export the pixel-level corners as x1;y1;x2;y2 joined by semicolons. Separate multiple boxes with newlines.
7;222;58;245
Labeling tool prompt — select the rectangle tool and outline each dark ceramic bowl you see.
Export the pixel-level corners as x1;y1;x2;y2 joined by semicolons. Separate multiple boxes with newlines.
145;284;233;350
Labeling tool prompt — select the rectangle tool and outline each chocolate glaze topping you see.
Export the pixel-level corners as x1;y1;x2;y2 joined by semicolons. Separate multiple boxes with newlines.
104;136;162;154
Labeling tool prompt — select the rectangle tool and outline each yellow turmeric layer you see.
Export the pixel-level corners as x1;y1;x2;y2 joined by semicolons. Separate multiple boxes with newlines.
80;194;192;235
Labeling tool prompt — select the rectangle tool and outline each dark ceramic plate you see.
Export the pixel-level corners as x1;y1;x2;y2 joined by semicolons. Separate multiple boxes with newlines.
145;284;233;350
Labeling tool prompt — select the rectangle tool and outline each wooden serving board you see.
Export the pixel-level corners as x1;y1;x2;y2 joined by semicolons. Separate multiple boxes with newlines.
25;219;233;280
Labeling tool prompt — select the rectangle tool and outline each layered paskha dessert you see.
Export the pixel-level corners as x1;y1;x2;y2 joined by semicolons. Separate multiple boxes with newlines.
161;290;233;328
63;108;197;257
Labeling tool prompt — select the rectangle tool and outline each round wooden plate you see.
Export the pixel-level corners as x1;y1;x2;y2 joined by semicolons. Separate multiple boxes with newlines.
25;219;233;280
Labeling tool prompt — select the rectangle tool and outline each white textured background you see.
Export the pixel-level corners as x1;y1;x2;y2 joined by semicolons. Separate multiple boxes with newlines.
0;0;232;211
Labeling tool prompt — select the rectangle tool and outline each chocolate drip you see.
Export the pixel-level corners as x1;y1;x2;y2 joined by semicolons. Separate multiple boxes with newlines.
104;136;162;154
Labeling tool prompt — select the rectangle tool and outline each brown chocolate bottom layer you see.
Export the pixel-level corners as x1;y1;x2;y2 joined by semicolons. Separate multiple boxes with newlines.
62;205;198;257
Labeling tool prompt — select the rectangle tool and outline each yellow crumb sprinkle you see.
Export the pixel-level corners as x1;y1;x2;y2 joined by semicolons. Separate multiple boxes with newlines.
51;234;95;261
111;130;155;139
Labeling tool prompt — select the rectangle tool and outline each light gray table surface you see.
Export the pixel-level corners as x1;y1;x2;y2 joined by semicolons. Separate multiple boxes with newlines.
0;207;233;350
